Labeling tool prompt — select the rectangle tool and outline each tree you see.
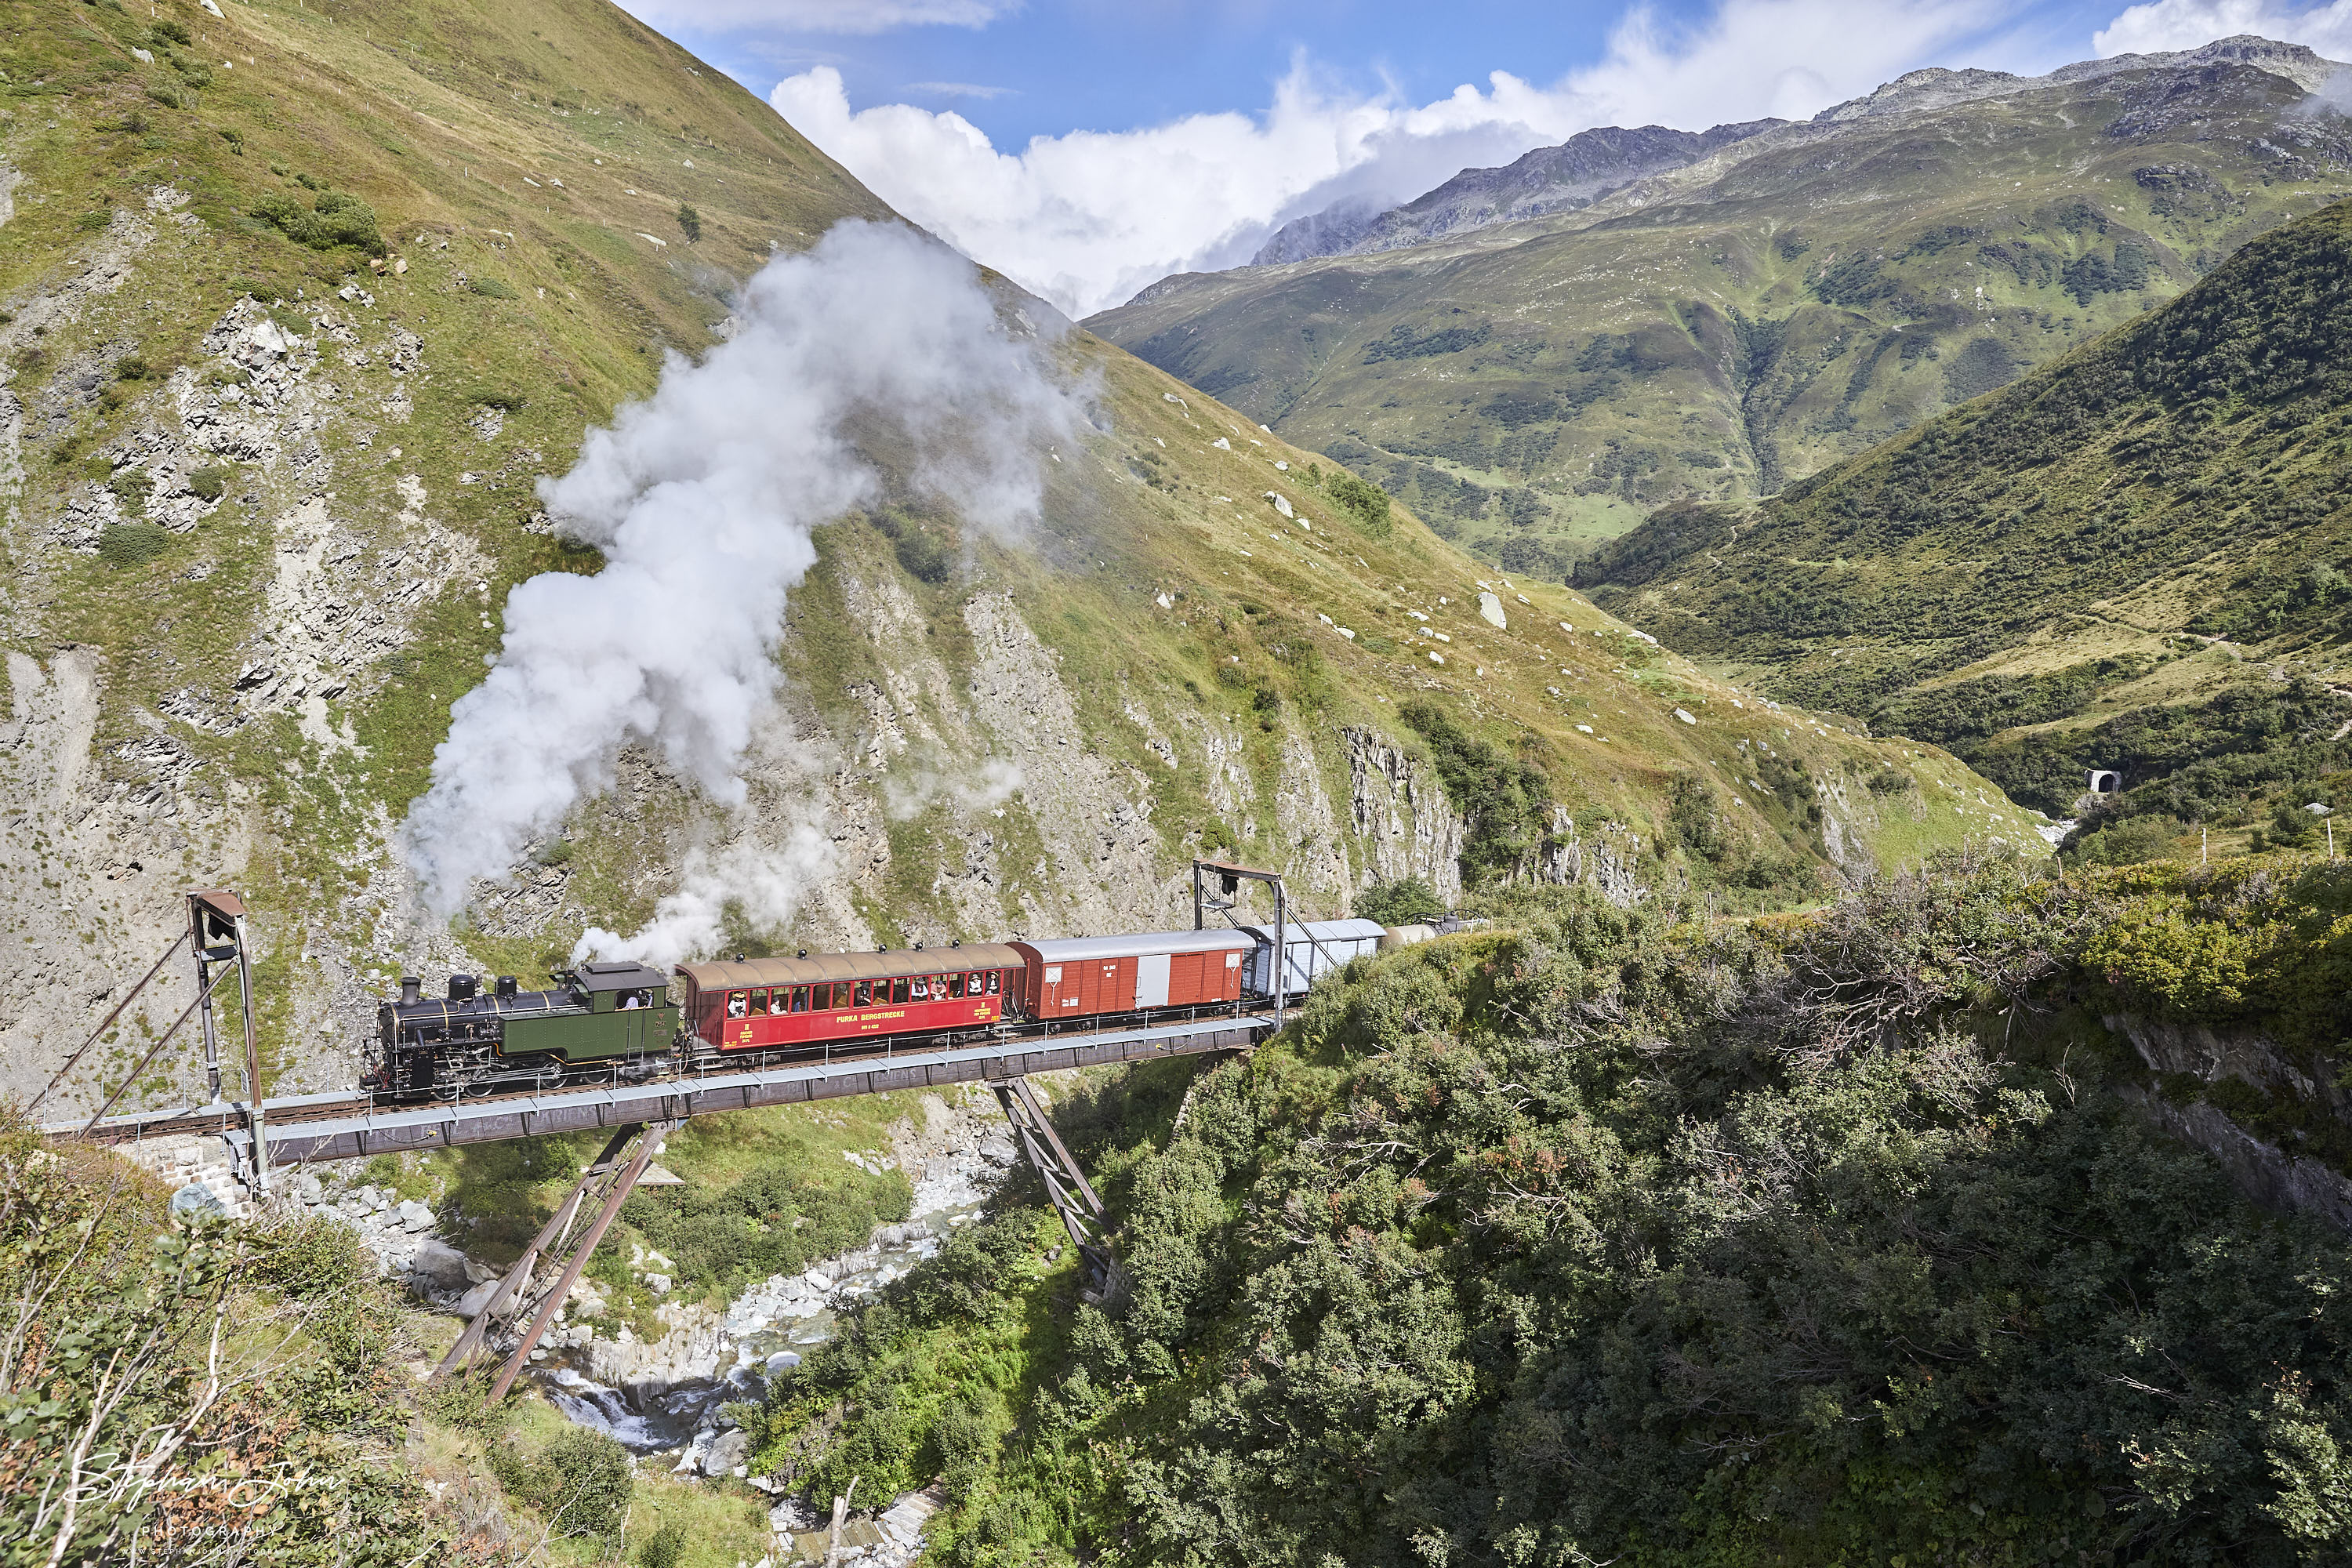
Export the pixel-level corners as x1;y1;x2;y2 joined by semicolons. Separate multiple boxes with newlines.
677;203;702;243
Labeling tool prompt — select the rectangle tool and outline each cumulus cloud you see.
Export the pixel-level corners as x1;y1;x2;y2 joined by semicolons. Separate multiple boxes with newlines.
768;0;2022;317
618;0;1014;34
2094;0;2352;57
402;220;1085;927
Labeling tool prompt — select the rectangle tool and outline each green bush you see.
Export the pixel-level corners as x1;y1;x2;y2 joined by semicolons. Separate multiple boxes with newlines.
114;356;148;381
1323;470;1393;537
106;467;152;503
638;1518;688;1568
150;18;190;45
252;189;383;253
76;210;111;233
491;1425;632;1540
677;202;701;242
2067;811;2185;866
97;522;172;567
622;1152;911;1294
1353;874;1443;925
1397;699;1552;883
186;465;230;501
466;275;518;299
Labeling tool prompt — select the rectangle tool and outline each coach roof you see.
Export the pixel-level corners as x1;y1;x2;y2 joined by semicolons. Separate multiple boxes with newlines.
1012;929;1258;964
679;942;1024;992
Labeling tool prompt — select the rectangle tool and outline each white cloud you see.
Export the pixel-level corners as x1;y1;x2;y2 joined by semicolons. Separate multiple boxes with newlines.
2094;0;2352;56
768;0;2023;318
619;0;1014;34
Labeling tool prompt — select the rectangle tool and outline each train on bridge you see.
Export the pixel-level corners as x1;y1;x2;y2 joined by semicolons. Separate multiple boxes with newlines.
371;916;1440;1102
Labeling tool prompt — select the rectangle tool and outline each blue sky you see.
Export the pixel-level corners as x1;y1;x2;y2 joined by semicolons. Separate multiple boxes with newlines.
616;0;2352;314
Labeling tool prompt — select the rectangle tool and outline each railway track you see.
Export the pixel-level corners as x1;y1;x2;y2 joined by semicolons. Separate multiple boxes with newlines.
49;1005;1285;1152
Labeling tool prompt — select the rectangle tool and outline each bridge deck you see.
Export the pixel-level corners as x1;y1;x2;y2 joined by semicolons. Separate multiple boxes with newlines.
47;1011;1279;1166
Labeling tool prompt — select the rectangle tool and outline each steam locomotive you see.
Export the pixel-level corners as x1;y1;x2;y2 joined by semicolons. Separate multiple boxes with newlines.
370;917;1439;1102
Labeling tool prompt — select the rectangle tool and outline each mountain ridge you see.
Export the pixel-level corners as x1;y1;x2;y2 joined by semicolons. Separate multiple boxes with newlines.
1088;36;2352;585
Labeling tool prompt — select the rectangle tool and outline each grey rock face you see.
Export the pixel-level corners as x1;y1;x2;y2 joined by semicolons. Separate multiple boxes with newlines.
1251;120;1781;266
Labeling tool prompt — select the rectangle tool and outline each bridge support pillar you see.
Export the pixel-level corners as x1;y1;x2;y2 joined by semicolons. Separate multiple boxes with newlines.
434;1119;683;1403
988;1076;1125;1305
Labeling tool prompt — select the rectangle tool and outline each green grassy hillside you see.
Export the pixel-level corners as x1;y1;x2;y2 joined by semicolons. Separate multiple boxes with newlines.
0;0;2034;1115
1581;194;2352;859
1087;42;2352;581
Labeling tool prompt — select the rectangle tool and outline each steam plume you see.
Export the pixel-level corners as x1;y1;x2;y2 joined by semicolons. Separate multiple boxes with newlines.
403;220;1082;920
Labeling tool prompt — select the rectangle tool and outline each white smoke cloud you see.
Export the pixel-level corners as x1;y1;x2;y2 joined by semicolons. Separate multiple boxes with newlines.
403;220;1085;926
573;824;836;971
768;0;2024;317
2094;0;2352;58
883;757;1025;820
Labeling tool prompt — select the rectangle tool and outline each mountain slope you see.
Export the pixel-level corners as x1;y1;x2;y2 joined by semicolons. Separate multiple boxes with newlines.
1580;194;2352;851
1087;38;2352;579
0;0;2036;1118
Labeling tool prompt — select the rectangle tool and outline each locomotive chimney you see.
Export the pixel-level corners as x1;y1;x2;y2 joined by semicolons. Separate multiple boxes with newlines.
400;975;422;1006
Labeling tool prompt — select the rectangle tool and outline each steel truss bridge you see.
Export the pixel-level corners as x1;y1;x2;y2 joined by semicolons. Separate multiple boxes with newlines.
35;866;1295;1402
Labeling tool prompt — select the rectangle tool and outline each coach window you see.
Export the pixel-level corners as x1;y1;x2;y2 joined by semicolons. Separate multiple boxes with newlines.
911;975;931;1001
854;980;872;1007
748;989;769;1016
948;973;965;998
727;991;748;1019
987;971;1003;995
890;977;909;1004
790;985;810;1013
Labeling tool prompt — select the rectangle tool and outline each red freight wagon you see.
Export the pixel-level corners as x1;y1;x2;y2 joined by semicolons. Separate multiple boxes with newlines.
1009;929;1255;1021
677;942;1025;1055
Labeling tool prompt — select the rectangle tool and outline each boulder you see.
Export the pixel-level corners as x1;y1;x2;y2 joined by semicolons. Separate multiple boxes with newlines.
293;1171;325;1205
397;1200;435;1233
978;1137;1018;1167
407;1239;472;1294
702;1427;750;1477
453;1279;503;1319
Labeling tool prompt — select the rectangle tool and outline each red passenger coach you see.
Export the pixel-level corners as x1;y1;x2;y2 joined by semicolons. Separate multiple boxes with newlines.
677;943;1025;1056
1009;929;1254;1020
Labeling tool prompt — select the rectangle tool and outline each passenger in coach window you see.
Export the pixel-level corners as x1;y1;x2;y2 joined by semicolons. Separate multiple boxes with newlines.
728;992;747;1018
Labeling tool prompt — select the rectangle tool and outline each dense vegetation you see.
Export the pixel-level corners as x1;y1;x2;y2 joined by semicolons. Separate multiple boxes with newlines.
1585;195;2352;832
744;857;2352;1564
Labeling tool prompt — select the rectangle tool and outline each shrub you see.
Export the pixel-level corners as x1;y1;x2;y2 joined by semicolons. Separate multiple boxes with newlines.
107;468;153;503
1323;470;1393;537
151;18;191;45
186;465;230;501
1354;874;1444;925
76;210;111;233
639;1518;688;1568
97;522;172;566
1398;699;1552;883
2067;812;2185;866
677;202;701;242
491;1425;632;1539
466;275;518;299
252;190;383;253
114;356;148;381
